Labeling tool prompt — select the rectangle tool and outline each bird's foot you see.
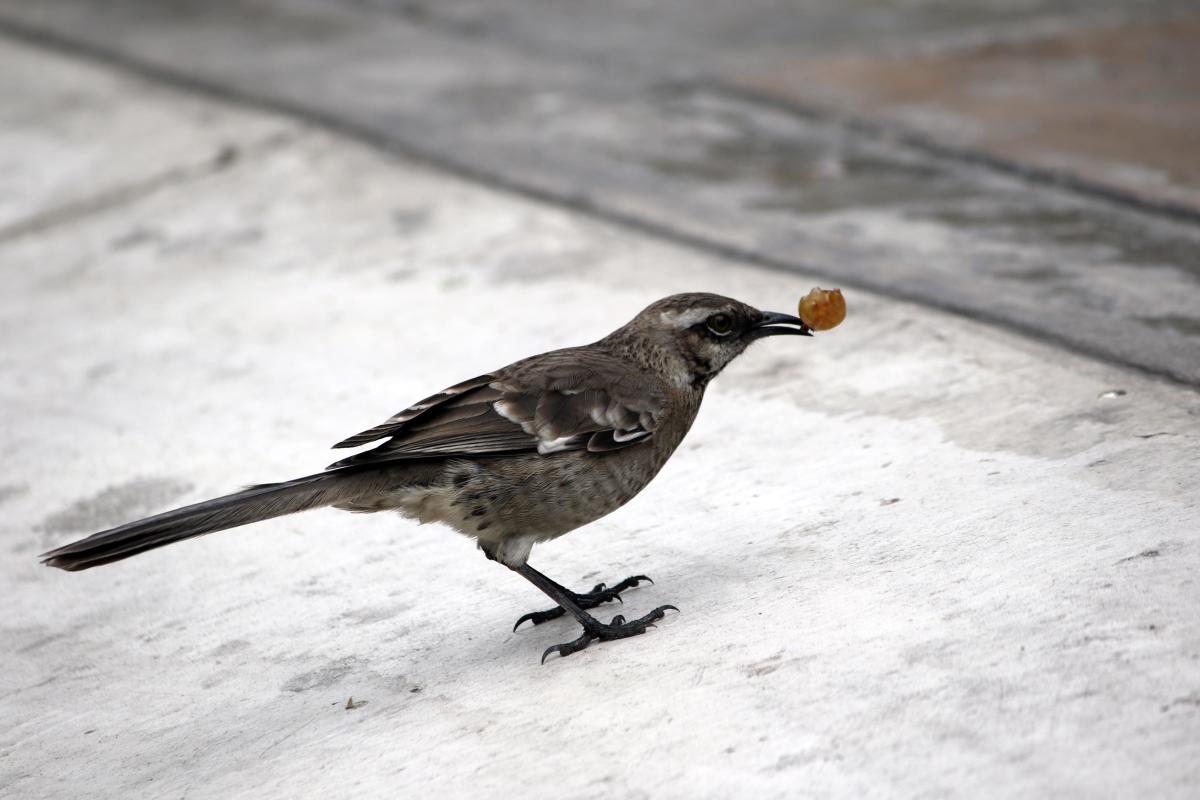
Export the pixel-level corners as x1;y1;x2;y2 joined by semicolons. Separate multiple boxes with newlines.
513;575;653;631
541;605;679;664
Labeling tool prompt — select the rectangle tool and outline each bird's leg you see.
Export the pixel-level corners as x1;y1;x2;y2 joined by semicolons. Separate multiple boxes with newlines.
512;572;654;631
511;563;677;663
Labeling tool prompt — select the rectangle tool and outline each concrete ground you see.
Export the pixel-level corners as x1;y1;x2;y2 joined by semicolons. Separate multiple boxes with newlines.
1;13;1199;800
4;0;1200;385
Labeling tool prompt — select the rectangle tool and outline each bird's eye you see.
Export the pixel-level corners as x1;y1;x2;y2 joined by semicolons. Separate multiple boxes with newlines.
706;313;734;336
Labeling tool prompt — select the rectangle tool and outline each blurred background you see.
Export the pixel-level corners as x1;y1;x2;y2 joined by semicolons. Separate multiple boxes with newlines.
3;0;1199;381
2;1;1198;798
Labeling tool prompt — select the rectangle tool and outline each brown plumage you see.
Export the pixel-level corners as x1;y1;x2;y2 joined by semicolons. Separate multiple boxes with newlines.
40;293;812;661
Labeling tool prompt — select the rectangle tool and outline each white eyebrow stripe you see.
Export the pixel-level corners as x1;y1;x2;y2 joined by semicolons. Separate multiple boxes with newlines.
659;308;710;328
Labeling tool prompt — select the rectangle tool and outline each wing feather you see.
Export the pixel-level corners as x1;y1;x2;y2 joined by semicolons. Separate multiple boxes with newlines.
328;348;666;469
331;374;497;448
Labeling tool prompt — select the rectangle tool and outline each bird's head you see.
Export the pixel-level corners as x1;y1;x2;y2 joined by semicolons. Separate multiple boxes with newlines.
608;292;810;389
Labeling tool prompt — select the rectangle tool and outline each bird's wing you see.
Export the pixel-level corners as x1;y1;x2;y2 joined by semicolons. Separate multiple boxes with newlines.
327;348;666;468
332;373;497;449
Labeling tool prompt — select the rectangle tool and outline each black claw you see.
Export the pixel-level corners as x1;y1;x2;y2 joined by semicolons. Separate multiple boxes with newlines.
612;574;652;589
514;572;657;633
610;575;652;592
541;632;597;664
540;603;681;664
513;606;567;631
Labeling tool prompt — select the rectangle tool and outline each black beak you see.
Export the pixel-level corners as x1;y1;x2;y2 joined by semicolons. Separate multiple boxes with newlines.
750;311;812;339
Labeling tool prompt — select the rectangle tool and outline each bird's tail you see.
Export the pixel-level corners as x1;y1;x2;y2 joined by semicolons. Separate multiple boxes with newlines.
40;468;380;572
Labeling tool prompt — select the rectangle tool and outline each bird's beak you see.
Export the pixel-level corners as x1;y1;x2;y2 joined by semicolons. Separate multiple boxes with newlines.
750;311;812;339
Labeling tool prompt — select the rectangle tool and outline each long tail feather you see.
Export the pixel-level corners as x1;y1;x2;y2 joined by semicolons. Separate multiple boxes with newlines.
40;469;373;572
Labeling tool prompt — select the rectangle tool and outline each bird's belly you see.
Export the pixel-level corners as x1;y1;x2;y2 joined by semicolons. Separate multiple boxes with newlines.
448;455;638;541
335;448;671;556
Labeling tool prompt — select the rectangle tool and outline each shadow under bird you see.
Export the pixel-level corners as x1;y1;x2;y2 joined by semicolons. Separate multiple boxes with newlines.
42;293;813;662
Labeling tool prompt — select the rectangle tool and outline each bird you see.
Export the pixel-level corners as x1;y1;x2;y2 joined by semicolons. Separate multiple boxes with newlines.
40;292;813;661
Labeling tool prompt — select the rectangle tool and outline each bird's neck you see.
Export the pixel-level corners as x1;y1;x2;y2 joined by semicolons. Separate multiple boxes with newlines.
599;333;709;393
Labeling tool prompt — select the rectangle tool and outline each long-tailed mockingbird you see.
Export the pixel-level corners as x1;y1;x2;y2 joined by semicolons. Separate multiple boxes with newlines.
42;293;813;661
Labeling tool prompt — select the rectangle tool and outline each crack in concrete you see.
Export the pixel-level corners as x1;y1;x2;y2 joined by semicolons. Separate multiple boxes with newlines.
0;130;292;244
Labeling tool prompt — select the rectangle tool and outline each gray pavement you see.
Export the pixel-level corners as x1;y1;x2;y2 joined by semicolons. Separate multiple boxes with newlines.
2;0;1199;386
1;13;1199;800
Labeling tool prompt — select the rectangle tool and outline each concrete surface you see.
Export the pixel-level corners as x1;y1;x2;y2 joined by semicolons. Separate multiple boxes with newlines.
2;36;1200;799
738;11;1200;213
2;0;1200;387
